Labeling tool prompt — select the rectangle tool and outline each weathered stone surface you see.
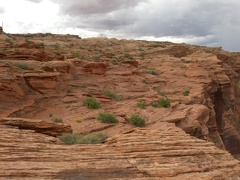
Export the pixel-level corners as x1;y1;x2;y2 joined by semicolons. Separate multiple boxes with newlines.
0;33;240;178
0;117;72;137
83;62;108;75
0;123;239;179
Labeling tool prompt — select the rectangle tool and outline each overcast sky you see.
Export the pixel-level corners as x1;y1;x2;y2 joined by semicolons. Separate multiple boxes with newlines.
1;0;240;51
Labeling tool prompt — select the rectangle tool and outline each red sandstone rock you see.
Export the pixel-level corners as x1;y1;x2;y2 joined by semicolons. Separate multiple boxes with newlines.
0;117;72;137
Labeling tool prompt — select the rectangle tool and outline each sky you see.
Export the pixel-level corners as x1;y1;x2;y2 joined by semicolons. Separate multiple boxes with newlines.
0;0;240;52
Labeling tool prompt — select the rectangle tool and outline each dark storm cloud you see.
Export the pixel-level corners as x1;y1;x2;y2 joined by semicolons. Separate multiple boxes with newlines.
51;0;145;15
52;0;240;51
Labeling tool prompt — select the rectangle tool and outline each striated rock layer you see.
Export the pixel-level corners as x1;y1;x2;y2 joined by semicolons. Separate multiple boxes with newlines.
0;123;240;179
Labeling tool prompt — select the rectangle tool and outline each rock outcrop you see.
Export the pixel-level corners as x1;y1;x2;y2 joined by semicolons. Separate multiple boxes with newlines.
0;123;240;179
0;117;72;137
0;33;240;179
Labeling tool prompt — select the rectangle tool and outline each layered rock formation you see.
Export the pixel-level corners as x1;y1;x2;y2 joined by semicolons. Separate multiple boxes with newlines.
0;123;240;179
0;32;240;179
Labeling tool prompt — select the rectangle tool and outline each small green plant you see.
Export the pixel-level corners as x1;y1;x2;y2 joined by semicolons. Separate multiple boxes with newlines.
25;38;31;45
142;79;148;84
137;99;147;109
94;56;101;61
58;132;109;145
66;89;72;94
139;49;145;59
72;51;84;59
147;70;158;75
151;98;170;108
16;64;29;70
123;53;133;60
76;119;82;123
98;112;118;123
39;43;45;47
158;90;167;97
52;118;63;123
5;38;13;45
83;97;101;109
130;114;145;127
184;89;190;96
54;43;60;50
105;90;124;101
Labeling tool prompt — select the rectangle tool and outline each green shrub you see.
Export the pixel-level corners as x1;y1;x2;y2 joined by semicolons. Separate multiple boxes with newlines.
76;119;81;123
147;70;158;75
159;98;171;108
123;53;133;60
72;51;84;59
77;132;109;144
16;64;29;70
84;97;101;109
58;133;81;145
105;90;124;101
98;112;118;123
183;89;190;96
137;99;147;109
58;132;109;145
94;56;101;61
130;114;145;127
52;118;63;123
151;98;170;108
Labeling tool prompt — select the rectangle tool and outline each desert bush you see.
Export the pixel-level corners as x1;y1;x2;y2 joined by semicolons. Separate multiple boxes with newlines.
72;51;84;59
105;90;124;101
123;53;133;60
130;114;145;127
84;97;100;109
137;99;147;109
52;118;63;123
147;70;158;75
77;132;109;144
98;112;118;123
151;98;170;108
58;132;109;145
58;133;80;145
183;89;190;96
16;64;29;70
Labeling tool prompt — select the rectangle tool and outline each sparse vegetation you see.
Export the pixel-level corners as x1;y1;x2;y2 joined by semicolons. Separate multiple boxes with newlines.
83;97;101;109
76;119;82;123
66;89;72;94
123;53;133;60
105;90;124;101
58;132;109;145
137;99;147;109
54;43;60;50
98;112;118;123
16;64;29;70
94;55;101;61
130;114;146;127
151;98;170;108
158;90;167;97
184;89;190;96
147;70;158;75
52;118;63;123
72;51;84;60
